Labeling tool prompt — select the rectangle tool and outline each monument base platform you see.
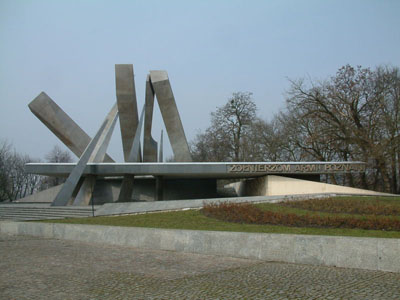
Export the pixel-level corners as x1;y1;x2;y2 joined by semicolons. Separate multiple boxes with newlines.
18;177;218;205
229;175;393;197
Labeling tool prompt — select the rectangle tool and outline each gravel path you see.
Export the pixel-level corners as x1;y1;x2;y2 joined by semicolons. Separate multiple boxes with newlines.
1;233;399;299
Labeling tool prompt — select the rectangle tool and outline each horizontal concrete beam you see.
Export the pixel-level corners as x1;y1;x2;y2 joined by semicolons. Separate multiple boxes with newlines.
1;221;398;273
25;161;367;178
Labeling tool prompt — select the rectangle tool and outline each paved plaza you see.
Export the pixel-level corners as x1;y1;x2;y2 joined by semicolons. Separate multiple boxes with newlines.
1;233;399;299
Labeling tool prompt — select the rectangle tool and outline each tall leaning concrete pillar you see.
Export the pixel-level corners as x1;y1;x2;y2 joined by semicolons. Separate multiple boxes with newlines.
143;75;158;162
52;105;118;206
29;92;114;162
117;105;145;202
149;70;192;162
159;129;163;162
115;64;140;162
73;104;119;206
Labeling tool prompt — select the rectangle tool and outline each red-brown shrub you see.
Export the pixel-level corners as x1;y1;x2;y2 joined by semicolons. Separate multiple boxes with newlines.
281;197;400;216
202;202;400;231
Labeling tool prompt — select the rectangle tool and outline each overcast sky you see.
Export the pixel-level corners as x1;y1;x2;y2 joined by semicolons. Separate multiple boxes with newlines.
1;0;399;162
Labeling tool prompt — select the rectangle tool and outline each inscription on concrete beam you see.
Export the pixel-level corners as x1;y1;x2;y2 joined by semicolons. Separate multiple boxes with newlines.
227;163;366;173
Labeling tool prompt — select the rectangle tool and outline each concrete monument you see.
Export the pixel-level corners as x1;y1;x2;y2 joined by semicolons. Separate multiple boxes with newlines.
25;64;373;206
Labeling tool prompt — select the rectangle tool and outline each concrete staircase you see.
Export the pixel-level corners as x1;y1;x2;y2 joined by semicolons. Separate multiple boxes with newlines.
0;203;97;221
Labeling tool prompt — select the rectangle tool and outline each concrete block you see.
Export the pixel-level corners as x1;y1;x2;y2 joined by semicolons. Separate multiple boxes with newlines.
259;234;295;263
185;230;214;255
377;238;400;273
293;235;337;266
18;222;53;238
52;223;66;239
158;229;189;252
0;221;19;235
230;232;261;259
335;237;378;270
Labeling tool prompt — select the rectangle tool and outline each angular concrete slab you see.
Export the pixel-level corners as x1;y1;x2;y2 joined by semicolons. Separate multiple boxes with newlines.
115;64;139;162
52;105;119;206
29;92;114;162
73;104;119;206
127;105;145;163
118;106;146;202
159;130;164;162
143;75;158;162
149;71;192;162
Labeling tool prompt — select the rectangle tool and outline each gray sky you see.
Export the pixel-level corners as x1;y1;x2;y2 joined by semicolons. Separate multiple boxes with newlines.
1;0;399;162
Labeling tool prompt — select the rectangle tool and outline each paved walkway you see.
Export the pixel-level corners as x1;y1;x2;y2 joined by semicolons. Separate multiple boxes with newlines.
1;234;399;300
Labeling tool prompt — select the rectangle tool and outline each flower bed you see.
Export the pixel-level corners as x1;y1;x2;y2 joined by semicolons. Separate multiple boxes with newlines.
202;200;400;231
281;197;400;216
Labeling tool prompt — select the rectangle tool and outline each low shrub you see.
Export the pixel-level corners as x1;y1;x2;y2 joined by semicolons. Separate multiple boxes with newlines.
202;202;400;231
281;197;400;216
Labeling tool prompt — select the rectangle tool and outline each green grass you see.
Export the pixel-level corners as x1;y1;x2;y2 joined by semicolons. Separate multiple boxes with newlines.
41;196;400;238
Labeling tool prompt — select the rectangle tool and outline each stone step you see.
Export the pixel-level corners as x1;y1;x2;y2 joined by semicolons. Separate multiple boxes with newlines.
0;213;92;217
0;207;93;211
0;213;91;218
0;209;93;215
0;205;96;221
0;216;73;221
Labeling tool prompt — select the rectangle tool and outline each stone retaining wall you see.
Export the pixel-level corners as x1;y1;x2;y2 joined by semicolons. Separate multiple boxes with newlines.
1;221;398;273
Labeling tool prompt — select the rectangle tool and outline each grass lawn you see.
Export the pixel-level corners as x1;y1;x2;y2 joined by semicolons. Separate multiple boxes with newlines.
41;196;400;239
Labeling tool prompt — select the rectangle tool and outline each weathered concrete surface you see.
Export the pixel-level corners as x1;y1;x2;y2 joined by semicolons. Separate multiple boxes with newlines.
159;129;163;162
1;221;399;273
52;105;118;206
117;175;136;202
5;234;398;299
73;176;97;206
28;92;114;162
150;70;192;162
231;175;395;197
115;64;139;162
26;161;368;178
73;104;119;206
143;75;158;162
127;105;145;163
17;184;63;203
118;106;145;202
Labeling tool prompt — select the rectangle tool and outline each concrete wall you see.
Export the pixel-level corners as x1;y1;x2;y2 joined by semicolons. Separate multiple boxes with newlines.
1;221;399;273
231;175;392;197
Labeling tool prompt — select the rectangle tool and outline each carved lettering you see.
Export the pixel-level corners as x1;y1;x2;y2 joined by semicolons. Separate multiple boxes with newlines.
227;163;365;173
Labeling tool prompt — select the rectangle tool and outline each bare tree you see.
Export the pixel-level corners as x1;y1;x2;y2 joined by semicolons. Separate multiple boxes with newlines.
191;92;257;162
0;140;42;201
40;145;73;189
0;140;13;201
285;65;400;192
45;145;73;163
190;65;399;194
